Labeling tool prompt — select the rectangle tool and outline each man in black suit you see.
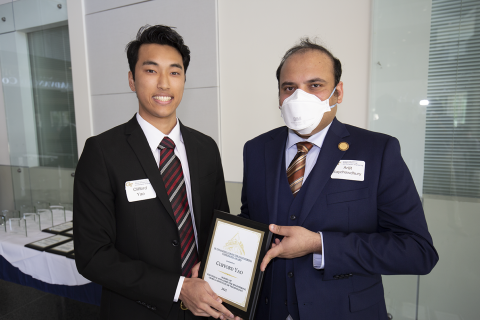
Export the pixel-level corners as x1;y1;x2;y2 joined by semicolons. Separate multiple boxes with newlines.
74;25;235;320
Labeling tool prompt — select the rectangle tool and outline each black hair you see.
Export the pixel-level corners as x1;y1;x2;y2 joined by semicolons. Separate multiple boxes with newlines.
276;38;342;90
126;25;191;80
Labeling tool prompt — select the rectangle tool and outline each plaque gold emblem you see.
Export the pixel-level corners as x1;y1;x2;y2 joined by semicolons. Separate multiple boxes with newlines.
338;142;349;151
224;233;245;256
125;182;133;187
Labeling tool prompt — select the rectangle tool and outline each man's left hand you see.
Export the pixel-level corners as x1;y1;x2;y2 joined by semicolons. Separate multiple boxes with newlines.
260;224;322;271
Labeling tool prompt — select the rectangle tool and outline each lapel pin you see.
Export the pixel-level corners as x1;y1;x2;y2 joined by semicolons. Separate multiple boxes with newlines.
338;142;349;151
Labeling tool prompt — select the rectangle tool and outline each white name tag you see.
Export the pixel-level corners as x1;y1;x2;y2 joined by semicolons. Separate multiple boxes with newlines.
331;160;365;181
125;179;157;202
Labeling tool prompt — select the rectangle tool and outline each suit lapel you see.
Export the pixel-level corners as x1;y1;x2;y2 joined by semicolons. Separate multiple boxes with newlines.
265;128;289;224
125;116;175;221
179;122;202;237
298;118;350;226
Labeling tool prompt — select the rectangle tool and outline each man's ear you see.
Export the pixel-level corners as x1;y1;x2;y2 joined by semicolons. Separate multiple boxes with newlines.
128;71;135;92
335;81;344;104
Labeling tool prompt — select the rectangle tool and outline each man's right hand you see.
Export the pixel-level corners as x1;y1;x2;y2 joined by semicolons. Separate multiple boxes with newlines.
179;278;235;319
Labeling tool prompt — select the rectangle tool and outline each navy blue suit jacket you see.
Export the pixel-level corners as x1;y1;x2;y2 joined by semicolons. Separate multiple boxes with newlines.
240;118;438;320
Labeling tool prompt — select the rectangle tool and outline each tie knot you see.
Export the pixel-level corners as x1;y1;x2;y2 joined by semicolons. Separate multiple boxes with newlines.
158;137;175;150
297;142;313;154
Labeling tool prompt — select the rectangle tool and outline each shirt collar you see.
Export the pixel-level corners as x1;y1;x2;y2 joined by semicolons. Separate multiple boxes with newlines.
286;121;333;150
136;113;183;153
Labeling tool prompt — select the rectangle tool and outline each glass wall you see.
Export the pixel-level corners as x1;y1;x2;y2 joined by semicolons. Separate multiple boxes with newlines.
370;0;479;319
28;25;77;169
0;0;75;209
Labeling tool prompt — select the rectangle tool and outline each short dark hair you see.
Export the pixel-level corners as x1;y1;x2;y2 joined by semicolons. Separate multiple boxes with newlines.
276;38;342;89
126;25;191;80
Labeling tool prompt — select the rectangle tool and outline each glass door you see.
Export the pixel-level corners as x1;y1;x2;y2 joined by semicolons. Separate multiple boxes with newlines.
370;0;480;319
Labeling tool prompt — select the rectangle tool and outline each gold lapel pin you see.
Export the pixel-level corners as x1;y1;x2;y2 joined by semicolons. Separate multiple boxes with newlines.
338;142;349;151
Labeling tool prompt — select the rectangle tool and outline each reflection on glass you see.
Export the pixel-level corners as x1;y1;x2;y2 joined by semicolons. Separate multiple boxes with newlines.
28;26;77;169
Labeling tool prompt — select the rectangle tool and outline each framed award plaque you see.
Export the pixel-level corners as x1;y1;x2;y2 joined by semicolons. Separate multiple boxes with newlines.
42;221;73;234
62;229;74;237
198;210;273;320
46;240;74;256
25;235;71;251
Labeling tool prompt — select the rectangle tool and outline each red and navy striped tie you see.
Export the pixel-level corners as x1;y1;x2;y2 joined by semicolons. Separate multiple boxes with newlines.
158;137;198;277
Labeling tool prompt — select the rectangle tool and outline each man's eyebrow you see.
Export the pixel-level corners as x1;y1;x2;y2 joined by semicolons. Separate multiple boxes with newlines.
142;60;158;66
306;78;327;83
280;81;296;87
170;63;183;70
141;61;183;70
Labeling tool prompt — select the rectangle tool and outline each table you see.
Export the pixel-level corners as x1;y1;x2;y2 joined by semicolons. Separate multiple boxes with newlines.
0;211;101;305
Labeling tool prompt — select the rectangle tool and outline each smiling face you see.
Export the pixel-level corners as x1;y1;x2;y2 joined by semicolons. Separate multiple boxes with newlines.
128;43;185;133
279;49;344;137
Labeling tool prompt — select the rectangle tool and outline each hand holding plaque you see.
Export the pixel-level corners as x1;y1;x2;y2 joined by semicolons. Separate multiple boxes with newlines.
179;275;234;319
260;224;323;271
198;210;273;320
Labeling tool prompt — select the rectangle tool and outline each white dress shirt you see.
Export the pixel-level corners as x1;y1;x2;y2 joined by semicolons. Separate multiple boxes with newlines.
136;113;196;302
284;122;332;270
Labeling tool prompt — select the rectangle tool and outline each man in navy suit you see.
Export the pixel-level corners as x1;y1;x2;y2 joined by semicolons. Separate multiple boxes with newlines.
239;39;438;320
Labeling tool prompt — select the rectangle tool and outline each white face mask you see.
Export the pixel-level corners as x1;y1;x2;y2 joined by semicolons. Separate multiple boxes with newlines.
280;88;337;135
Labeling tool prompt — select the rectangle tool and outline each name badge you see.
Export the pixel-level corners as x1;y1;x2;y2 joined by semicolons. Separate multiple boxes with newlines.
331;160;365;181
125;179;157;202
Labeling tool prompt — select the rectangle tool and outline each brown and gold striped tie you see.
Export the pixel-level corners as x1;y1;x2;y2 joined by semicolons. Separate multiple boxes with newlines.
287;142;313;196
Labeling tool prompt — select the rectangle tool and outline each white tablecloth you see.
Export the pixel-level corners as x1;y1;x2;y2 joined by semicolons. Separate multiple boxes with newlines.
0;210;90;286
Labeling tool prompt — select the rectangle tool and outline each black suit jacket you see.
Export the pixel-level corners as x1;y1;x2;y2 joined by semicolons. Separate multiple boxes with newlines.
73;115;229;319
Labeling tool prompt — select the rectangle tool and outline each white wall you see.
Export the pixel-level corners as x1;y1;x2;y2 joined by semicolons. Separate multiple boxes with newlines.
218;0;372;182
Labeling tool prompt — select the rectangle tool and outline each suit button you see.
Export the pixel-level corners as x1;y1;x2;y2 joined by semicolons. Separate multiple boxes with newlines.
265;297;269;304
172;240;179;246
285;300;287;306
290;215;296;220
288;272;294;278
